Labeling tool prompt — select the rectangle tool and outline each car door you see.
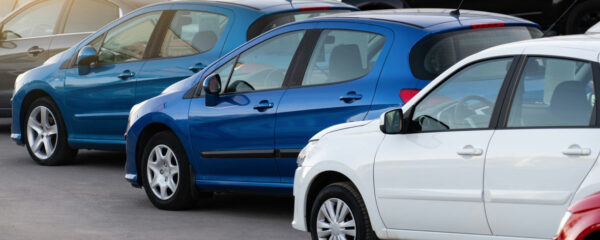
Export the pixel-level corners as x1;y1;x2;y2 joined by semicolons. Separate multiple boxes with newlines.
374;57;518;234
135;6;233;104
274;24;392;183
63;11;163;142
0;0;66;114
188;30;307;184
48;0;120;58
484;56;600;238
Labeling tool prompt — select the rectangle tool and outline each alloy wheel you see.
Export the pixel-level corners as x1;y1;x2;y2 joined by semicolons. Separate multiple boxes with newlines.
316;198;357;240
27;106;58;160
146;144;180;200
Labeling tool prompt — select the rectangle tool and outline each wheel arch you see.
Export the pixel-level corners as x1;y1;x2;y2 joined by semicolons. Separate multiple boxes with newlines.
304;170;357;231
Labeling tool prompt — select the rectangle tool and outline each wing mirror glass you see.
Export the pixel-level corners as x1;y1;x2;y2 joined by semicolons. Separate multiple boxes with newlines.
379;108;404;134
203;74;221;106
77;46;98;75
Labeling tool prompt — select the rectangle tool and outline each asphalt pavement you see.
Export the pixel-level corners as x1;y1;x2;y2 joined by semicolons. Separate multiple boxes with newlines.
0;118;309;240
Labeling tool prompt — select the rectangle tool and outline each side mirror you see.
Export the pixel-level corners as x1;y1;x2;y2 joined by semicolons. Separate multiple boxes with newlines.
77;46;98;75
203;74;221;106
379;109;404;134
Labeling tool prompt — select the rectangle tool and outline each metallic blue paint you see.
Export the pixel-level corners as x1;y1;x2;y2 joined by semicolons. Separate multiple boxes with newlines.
124;10;540;194
10;0;356;148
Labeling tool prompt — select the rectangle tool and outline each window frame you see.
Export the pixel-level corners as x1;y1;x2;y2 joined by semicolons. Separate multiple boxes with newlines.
496;55;600;130
402;56;522;134
0;0;70;40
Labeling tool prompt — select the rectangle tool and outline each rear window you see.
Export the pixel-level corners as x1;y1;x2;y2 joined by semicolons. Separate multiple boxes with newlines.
247;10;351;40
410;26;543;80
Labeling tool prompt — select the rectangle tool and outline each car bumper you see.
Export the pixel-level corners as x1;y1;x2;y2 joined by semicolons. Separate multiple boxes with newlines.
292;166;312;232
124;128;141;188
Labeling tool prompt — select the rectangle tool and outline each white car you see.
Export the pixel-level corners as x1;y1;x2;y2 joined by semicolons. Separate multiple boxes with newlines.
292;34;600;240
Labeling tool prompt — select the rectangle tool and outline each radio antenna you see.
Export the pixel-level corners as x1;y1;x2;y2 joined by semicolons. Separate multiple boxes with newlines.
451;0;465;16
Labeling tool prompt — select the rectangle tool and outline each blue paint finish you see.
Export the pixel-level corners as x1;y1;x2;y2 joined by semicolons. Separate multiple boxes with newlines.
124;10;541;194
11;0;356;149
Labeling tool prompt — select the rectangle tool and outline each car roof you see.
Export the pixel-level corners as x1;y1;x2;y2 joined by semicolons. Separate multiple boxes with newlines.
312;8;537;31
170;0;355;12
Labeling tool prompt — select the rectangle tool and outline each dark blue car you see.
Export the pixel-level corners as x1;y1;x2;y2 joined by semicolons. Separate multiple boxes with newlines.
10;0;355;165
123;9;543;209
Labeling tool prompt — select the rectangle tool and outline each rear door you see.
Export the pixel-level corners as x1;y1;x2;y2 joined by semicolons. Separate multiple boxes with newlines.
484;56;600;238
0;0;66;113
135;6;233;104
274;23;392;182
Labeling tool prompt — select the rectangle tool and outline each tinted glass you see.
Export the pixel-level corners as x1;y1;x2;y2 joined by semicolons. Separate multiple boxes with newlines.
63;0;119;33
410;27;542;80
411;58;513;132
0;0;17;17
158;10;228;58
247;10;350;40
302;30;385;86
211;58;235;94
507;57;595;127
97;11;161;64
2;0;64;39
225;31;305;93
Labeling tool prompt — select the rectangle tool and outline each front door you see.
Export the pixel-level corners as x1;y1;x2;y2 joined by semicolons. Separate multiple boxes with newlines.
0;0;65;113
275;25;391;183
374;57;516;234
188;30;307;185
484;57;600;238
63;11;162;142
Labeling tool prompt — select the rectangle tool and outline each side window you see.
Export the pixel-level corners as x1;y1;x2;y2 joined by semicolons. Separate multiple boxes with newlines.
224;31;305;93
506;57;595;127
302;30;385;86
158;10;228;58
211;58;235;94
97;11;162;65
63;0;119;34
1;0;65;39
411;58;513;132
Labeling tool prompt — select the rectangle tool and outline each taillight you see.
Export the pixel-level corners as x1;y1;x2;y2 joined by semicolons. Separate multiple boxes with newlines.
399;89;420;103
471;22;505;29
300;6;330;11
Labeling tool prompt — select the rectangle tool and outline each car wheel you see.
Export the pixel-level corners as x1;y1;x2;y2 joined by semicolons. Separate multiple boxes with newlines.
24;98;77;165
566;1;600;34
141;131;196;210
310;182;378;240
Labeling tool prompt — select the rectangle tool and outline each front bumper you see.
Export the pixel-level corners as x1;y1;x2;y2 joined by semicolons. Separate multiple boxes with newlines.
124;128;141;188
292;166;312;232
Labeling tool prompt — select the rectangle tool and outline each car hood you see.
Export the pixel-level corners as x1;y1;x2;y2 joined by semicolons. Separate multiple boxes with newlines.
310;120;372;141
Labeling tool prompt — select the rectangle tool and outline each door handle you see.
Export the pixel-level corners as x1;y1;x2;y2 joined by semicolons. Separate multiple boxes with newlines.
339;91;362;103
27;46;44;56
457;145;483;156
118;70;135;80
253;100;274;111
562;145;591;156
189;62;206;73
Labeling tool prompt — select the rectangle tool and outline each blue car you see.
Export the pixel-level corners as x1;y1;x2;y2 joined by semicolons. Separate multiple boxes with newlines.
124;9;543;209
10;0;356;165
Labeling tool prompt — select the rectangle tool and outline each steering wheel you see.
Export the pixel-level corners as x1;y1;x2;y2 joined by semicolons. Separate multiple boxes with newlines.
453;95;494;128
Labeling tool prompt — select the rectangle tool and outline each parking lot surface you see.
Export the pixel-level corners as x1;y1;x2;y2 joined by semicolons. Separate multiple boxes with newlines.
0;119;309;240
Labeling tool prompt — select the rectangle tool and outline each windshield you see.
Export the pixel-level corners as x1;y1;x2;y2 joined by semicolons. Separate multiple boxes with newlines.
247;10;351;40
410;26;543;80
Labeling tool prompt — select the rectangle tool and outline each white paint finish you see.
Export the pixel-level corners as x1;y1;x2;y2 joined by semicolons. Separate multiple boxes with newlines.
374;130;494;234
385;229;546;240
484;129;600;238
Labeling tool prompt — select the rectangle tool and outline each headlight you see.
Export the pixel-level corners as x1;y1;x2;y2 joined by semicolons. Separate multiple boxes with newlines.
127;103;141;131
297;140;318;167
556;211;572;236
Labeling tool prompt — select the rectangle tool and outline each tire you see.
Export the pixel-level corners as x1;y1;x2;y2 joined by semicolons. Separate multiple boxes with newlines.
566;0;600;34
310;182;378;240
141;131;197;210
24;98;77;166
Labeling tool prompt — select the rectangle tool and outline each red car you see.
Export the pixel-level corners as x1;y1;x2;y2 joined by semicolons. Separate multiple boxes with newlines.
555;193;600;240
